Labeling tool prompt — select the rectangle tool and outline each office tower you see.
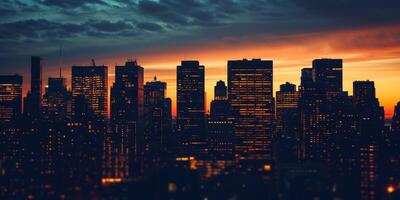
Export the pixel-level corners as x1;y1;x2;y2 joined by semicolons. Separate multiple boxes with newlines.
109;60;144;178
299;68;315;142
24;56;43;118
177;61;205;135
359;145;378;200
312;58;343;98
0;75;23;124
144;77;172;160
208;80;234;160
228;59;274;162
275;82;300;139
72;65;108;121
392;102;400;134
299;59;343;158
70;63;108;191
41;77;71;188
42;77;70;121
214;80;227;100
210;80;230;118
353;81;384;138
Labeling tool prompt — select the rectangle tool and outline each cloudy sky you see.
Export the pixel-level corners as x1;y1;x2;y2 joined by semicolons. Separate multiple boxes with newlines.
1;0;400;117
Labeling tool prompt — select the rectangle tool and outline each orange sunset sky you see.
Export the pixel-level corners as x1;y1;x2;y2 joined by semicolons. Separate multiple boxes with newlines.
32;24;400;118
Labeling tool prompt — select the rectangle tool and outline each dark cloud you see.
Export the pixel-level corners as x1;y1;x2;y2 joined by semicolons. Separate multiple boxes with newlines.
0;19;85;40
137;0;223;27
40;0;106;8
137;22;163;32
138;0;168;13
0;7;16;17
292;0;400;25
90;20;133;32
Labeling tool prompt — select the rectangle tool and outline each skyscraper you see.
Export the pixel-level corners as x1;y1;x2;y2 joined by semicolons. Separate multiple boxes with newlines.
299;59;343;161
353;81;384;138
210;80;230;118
312;59;343;98
228;59;274;162
109;60;144;178
392;102;400;134
24;56;43;118
72;65;108;121
70;64;108;189
42;77;70;121
177;61;205;135
276;82;300;139
144;77;172;160
0;75;23;124
208;80;234;160
214;80;227;100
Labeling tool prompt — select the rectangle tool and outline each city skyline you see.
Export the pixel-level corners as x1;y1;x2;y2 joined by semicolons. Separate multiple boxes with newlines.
0;56;397;118
0;55;398;199
2;1;400;199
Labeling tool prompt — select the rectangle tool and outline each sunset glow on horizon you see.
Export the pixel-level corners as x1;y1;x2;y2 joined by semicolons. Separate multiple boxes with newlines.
17;24;399;118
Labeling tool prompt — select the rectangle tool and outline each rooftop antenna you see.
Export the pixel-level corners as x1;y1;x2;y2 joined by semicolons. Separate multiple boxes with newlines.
59;45;64;78
91;59;96;67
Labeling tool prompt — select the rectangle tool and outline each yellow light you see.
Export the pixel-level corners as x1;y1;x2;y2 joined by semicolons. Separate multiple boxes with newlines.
387;185;395;193
101;178;122;185
264;164;271;172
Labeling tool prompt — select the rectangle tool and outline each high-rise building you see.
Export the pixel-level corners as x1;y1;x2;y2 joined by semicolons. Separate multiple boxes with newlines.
109;60;144;178
42;77;70;121
312;59;343;98
392;102;400;134
0;75;23;124
72;65;108;121
228;59;274;162
70;64;108;189
210;80;230;119
24;56;43;118
214;80;227;100
299;59;343;160
275;82;300;139
353;81;384;138
144;77;172;159
176;61;205;135
207;80;234;160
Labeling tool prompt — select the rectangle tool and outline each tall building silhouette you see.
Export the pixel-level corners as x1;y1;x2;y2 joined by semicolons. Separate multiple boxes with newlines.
228;59;274;162
299;68;315;143
42;77;70;122
69;64;108;190
210;80;230;118
312;59;343;98
300;59;343;151
144;77;172;162
24;56;43;118
353;81;384;138
72;65;108;121
0;75;23;124
208;80;234;160
392;102;400;134
176;61;205;135
214;80;227;100
109;60;144;178
275;82;300;139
